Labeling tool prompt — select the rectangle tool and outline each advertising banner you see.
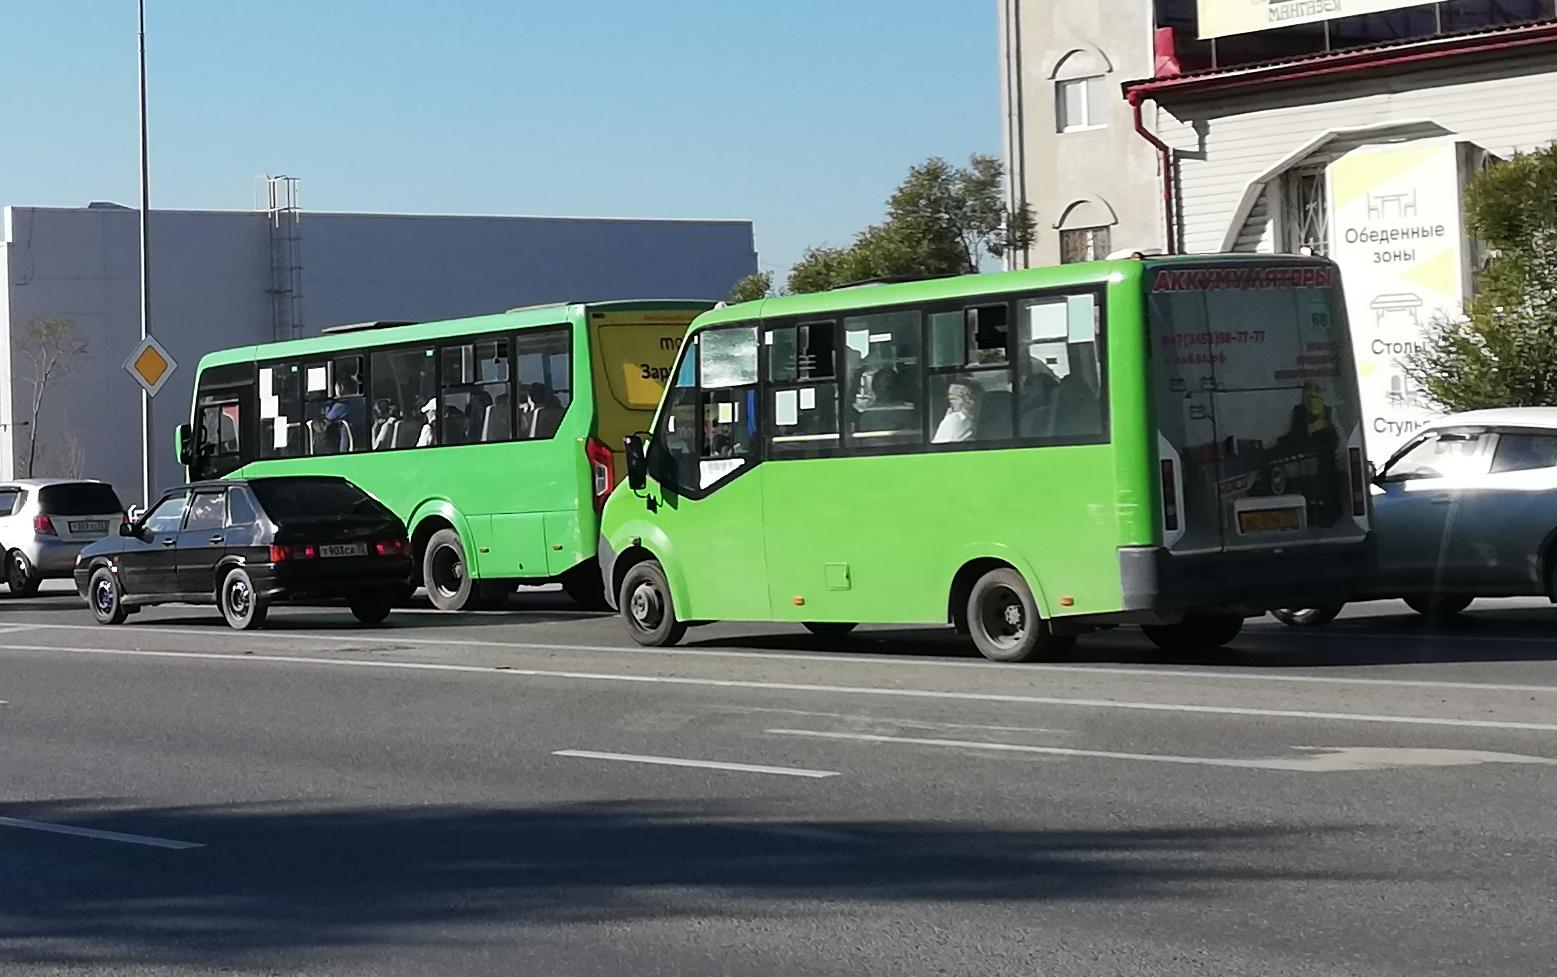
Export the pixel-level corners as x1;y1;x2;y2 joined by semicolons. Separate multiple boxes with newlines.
1326;139;1466;460
1199;0;1426;39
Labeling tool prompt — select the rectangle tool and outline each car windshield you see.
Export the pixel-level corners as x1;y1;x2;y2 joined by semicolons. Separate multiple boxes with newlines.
37;483;123;515
247;479;390;522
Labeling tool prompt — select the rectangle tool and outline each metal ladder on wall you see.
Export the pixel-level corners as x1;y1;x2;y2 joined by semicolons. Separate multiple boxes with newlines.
260;175;303;342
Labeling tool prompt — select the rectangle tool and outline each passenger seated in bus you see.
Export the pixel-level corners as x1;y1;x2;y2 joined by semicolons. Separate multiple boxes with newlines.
520;383;564;439
933;380;979;444
853;366;917;434
324;378;367;452
487;393;512;441
371;399;399;450
417;398;438;447
1049;345;1101;438
1017;354;1060;434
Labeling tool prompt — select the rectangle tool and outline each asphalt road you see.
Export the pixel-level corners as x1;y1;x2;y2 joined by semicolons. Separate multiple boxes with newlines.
3;582;1556;976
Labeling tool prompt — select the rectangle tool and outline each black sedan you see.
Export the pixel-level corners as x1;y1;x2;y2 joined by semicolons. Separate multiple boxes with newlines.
75;476;413;630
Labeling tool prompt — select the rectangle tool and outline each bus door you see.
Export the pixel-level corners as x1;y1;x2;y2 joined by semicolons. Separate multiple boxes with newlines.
1147;263;1368;554
190;364;257;481
639;326;771;621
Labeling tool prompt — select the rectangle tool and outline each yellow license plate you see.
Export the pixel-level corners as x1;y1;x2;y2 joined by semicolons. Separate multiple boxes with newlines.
1238;508;1301;533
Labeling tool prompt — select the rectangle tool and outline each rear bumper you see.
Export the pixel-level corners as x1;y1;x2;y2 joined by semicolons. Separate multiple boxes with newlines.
1119;535;1375;617
19;538;89;577
258;557;413;601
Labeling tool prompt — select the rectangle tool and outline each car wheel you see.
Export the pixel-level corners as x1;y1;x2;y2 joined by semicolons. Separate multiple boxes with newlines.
802;622;857;640
1271;604;1344;627
423;529;477;612
7;551;40;597
220;567;269;631
619;560;687;647
1404;594;1473;621
966;567;1074;663
1141;614;1244;654
87;567;128;626
350;591;396;626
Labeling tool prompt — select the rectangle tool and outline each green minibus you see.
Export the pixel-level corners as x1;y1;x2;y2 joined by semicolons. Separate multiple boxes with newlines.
600;255;1375;661
180;300;709;610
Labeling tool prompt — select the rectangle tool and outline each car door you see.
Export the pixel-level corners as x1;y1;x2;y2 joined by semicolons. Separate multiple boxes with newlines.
122;491;189;597
1448;428;1557;593
176;489;229;596
1372;427;1497;592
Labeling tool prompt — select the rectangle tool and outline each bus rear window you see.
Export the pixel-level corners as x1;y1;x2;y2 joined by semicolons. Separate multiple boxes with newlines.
593;322;693;411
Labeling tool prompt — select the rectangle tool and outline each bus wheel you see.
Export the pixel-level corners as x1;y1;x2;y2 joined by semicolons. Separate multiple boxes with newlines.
802;622;857;640
1141;614;1243;654
619;560;687;648
966;567;1074;663
1271;604;1343;628
424;529;475;611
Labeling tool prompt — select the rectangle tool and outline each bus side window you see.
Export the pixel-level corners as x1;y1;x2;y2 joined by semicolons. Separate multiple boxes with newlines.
370;346;438;450
768;320;840;456
843;311;924;451
1017;293;1104;441
513;328;572;440
259;362;304;459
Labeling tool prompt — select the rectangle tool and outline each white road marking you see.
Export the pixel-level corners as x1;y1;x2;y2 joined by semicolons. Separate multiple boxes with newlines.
723;706;1066;735
13;620;1557;695
0;815;203;850
7;642;1557;732
765;729;1557;773
0;625;38;636
553;749;838;779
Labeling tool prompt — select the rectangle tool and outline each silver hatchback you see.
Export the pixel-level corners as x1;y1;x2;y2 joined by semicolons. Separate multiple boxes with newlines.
1275;408;1557;625
0;479;126;596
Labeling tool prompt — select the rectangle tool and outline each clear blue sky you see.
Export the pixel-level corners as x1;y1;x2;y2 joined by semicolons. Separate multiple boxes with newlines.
2;0;1001;279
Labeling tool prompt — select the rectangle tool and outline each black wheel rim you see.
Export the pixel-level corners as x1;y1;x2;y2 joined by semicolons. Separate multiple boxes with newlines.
92;578;115;616
430;545;464;600
9;557;25;590
227;578;251;618
978;584;1027;651
627;579;664;633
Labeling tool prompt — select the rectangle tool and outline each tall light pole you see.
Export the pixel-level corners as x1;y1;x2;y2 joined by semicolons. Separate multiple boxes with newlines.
137;0;152;506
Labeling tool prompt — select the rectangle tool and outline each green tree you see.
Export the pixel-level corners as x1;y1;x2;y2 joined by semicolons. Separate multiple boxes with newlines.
786;154;1034;294
1405;144;1557;411
727;271;774;305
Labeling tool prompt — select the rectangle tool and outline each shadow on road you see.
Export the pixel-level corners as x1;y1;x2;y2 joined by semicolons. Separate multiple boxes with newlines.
0;798;1384;967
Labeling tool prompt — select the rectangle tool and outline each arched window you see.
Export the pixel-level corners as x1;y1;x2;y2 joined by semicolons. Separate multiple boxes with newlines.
1051;48;1110;134
1055;197;1118;264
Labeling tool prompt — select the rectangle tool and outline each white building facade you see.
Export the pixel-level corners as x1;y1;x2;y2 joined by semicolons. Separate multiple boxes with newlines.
1001;0;1557;457
0;204;756;499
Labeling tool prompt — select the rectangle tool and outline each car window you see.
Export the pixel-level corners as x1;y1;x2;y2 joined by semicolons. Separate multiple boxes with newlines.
38;482;124;516
248;478;390;521
184;491;226;533
142;494;189;534
1382;430;1496;482
1490;432;1557;474
0;489;18;516
226;488;260;529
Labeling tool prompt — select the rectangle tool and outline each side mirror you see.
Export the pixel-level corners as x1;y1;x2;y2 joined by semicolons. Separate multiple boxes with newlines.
119;521;136;537
624;435;648;492
175;423;194;467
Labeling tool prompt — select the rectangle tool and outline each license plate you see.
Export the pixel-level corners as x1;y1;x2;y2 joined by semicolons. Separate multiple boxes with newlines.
1237;508;1302;533
319;543;367;558
69;520;108;535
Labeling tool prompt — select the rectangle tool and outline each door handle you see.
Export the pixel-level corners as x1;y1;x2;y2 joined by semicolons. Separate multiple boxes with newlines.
208;534;225;544
160;536;177;546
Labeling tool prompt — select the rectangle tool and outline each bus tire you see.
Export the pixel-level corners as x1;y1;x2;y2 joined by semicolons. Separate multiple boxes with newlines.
1141;614;1242;654
1271;604;1343;628
1404;594;1473;621
966;567;1073;663
619;560;686;648
423;529;475;612
802;622;857;640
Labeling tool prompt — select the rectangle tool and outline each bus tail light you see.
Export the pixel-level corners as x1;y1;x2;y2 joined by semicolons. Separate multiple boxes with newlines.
269;543;318;562
1348;447;1367;517
1160;459;1180;533
33;514;57;537
585;437;615;509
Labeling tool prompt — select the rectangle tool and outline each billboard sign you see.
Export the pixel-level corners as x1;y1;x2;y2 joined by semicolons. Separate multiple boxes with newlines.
1199;0;1426;39
1326;139;1468;460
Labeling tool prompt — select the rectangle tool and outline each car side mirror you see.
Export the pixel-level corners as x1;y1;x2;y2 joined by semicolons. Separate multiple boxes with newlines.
119;521;136;537
624;434;648;492
175;423;194;467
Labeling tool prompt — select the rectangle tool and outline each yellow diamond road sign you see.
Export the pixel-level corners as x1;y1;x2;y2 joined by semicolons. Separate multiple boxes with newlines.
124;335;177;397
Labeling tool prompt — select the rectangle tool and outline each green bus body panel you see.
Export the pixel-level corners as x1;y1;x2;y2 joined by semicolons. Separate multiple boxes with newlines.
196;301;706;581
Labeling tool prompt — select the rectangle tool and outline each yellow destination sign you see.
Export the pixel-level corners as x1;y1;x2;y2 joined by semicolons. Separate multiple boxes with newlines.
123;335;178;397
1199;0;1424;39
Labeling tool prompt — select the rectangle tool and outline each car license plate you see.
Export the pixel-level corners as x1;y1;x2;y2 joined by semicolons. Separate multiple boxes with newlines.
69;520;108;535
319;543;367;558
1237;508;1302;534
